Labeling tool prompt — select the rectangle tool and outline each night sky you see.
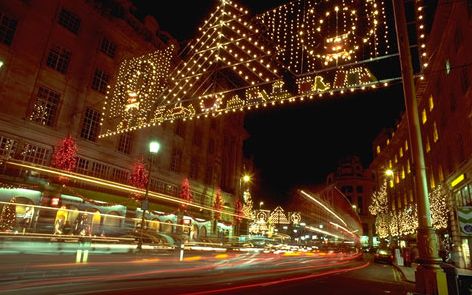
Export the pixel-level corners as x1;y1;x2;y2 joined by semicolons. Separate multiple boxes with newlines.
131;0;406;207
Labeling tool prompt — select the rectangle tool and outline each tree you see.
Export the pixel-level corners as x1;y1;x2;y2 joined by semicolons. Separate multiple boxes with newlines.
242;190;254;220
51;136;78;171
430;184;448;229
129;159;148;201
213;187;223;221
369;181;388;216
179;177;193;212
0;197;17;231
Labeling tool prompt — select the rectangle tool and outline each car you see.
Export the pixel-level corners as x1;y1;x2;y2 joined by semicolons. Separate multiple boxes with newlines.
374;248;393;264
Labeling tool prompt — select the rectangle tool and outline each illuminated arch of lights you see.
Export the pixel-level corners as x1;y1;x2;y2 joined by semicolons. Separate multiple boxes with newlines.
99;0;398;138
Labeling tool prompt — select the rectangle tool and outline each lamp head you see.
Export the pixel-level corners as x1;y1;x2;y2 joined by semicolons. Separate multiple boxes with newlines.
149;141;160;154
384;169;394;177
242;174;251;183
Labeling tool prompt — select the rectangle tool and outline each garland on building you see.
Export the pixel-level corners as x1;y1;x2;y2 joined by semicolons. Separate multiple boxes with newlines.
430;184;448;229
0;197;17;231
129;159;148;201
213;187;223;221
179;177;193;212
368;181;388;216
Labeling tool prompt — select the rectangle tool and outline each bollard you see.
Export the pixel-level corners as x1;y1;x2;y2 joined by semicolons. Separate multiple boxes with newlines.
179;243;184;261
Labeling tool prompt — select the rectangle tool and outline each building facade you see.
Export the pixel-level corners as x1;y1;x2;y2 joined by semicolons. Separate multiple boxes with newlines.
0;0;248;240
325;156;376;247
370;0;472;268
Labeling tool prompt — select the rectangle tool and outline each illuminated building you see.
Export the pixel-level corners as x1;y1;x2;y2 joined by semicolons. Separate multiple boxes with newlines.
325;156;376;247
0;0;248;238
370;0;472;268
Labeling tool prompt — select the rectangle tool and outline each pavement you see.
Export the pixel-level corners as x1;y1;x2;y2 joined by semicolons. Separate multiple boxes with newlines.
393;262;472;295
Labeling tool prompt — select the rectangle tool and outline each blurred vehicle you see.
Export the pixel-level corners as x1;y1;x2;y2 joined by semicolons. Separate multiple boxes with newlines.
374;248;393;264
120;232;174;250
226;242;254;252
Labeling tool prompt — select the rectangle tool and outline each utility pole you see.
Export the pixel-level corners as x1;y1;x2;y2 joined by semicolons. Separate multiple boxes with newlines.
391;0;448;294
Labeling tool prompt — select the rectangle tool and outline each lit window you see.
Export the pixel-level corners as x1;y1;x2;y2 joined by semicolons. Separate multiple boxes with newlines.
387;139;390;145
376;145;381;154
29;86;61;127
407;159;411;174
425;136;431;152
405;140;409;151
430;173;435;189
445;60;451;75
389;160;392;168
438;165;444;182
429;95;434;111
433;122;439;142
422;109;427;124
401;167;405;179
399;147;403;157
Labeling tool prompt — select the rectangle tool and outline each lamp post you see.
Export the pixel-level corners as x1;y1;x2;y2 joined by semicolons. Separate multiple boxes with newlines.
137;140;160;251
237;174;251;235
392;1;447;293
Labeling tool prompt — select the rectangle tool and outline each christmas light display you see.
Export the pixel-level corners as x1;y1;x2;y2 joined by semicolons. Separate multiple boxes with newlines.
258;0;390;73
429;184;448;229
368;181;388;216
99;47;174;138
0;197;16;232
51;136;78;172
268;206;290;224
179;177;193;211
213;187;223;220
414;0;428;75
375;213;389;238
129;159;148;201
242;189;254;219
99;0;395;138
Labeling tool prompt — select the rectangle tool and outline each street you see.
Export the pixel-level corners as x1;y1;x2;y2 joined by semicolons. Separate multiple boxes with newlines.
0;249;414;295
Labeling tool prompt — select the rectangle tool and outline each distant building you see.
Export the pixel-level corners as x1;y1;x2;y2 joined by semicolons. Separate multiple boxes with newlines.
325;156;376;247
0;0;248;239
370;0;472;268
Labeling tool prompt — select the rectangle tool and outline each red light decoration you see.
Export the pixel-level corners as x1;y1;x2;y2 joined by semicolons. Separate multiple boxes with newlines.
129;159;148;201
213;187;223;220
179;177;193;212
51;136;78;172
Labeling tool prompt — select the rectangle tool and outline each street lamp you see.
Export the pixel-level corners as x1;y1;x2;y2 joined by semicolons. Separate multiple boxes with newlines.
259;201;264;209
392;0;446;293
137;140;160;250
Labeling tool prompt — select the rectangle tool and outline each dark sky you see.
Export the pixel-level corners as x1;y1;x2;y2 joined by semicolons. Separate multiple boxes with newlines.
131;0;406;207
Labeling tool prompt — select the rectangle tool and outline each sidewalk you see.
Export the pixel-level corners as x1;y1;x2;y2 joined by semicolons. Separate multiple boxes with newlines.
393;262;416;283
393;262;472;294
